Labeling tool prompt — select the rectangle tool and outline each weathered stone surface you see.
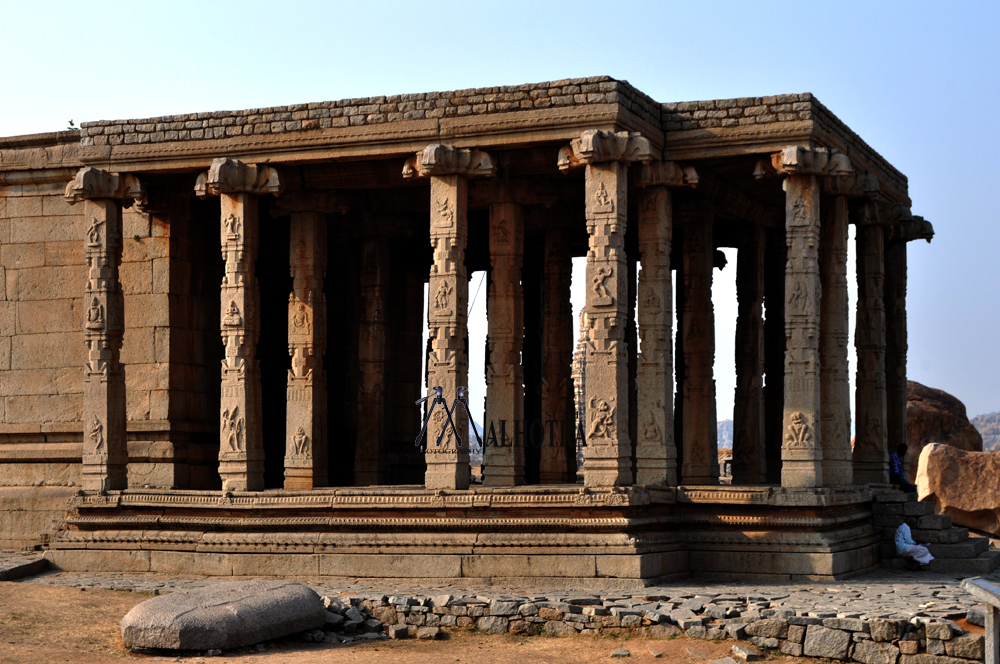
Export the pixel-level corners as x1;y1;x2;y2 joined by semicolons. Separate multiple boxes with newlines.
943;633;984;659
917;442;1000;535
120;580;325;650
745;618;788;639
476;616;509;634
803;624;852;660
907;381;983;476
851;639;899;664
545;620;577;636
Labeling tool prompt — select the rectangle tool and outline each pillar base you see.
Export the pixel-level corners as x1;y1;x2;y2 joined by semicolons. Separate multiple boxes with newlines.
425;463;470;491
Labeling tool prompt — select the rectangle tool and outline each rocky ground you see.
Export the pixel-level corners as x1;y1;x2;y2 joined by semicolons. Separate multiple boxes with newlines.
0;562;995;663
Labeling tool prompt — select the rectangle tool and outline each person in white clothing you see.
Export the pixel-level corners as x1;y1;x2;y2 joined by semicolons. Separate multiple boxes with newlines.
895;522;934;570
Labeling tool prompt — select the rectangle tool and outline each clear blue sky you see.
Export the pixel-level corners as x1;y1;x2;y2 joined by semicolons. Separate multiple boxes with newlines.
2;1;997;423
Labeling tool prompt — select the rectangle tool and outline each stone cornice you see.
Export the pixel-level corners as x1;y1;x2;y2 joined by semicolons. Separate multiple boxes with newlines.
64;166;146;207
770;145;853;177
401;144;496;179
194;157;283;198
557;129;653;171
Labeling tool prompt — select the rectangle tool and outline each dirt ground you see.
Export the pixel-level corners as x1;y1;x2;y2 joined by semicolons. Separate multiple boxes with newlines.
0;581;850;664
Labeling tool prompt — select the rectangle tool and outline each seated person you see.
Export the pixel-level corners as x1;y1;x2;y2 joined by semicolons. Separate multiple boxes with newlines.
889;443;917;493
895;522;934;570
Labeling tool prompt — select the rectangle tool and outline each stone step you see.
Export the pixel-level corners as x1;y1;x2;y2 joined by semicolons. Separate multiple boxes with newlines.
924;550;1000;575
0;555;46;581
926;537;990;560
915;514;952;531
910;527;969;544
902;501;936;517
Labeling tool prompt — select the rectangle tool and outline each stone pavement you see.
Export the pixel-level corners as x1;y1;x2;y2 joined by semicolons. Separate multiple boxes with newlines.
13;563;1000;622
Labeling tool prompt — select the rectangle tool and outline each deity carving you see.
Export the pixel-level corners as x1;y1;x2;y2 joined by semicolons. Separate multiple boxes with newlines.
592;267;613;303
790;193;809;224
593;182;613;211
291;304;309;330
492;219;509;245
86;297;105;330
89;416;104;451
784;411;815;449
224;213;242;239
642;287;661;315
437;197;455;227
222;406;244;452
588;398;616;439
291;426;310;456
434;281;453;312
223;301;243;327
642;409;661;442
86;218;103;246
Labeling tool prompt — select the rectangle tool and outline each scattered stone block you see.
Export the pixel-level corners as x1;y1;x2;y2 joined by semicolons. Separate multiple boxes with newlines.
650;624;682;638
852;640;900;664
544;621;577;637
745;618;788;639
731;643;759;661
476;616;509;634
779;640;802;656
944;633;985;660
610;648;630;658
803;624;851;660
120;580;325;651
416;626;440;640
926;638;946;655
387;625;408;639
898;639;919;654
925;622;953;640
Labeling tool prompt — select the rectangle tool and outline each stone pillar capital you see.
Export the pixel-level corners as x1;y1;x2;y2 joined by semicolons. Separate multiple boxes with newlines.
893;215;934;243
195;158;283;198
65;166;146;207
633;161;698;188
402;144;496;179
270;190;350;217
557;129;653;172
771;145;853;177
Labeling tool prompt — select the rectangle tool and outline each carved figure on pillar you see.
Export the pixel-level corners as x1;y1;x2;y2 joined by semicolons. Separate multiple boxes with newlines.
484;201;525;486
272;192;344;489
539;225;574;484
65;167;145;492
197;158;283;492
404;144;496;490
558;129;652;487
771;146;853;488
634;161;692;486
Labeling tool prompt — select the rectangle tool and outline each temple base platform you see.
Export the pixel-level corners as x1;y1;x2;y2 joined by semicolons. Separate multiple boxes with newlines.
44;484;881;586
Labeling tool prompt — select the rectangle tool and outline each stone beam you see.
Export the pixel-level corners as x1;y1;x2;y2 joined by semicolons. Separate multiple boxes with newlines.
196;158;283;491
65;167;144;492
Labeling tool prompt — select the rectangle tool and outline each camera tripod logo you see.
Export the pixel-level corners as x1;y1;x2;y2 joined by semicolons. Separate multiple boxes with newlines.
414;386;483;449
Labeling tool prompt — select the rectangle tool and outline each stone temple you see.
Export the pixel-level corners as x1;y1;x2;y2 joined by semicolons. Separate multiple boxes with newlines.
0;76;936;583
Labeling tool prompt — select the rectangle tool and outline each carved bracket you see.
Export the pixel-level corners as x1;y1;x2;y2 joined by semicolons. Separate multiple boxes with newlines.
557;129;653;172
634;161;698;188
64;167;146;208
195;158;283;198
770;146;853;177
402;144;496;179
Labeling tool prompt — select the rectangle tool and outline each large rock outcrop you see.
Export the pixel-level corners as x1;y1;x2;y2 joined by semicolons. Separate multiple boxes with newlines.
971;411;1000;452
907;381;983;477
917;443;1000;536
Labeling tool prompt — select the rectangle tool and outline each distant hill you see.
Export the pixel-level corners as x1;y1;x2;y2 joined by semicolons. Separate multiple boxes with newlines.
717;419;733;449
971;411;1000;452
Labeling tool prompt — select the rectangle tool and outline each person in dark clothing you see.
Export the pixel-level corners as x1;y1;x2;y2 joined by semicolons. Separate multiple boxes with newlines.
889;443;917;493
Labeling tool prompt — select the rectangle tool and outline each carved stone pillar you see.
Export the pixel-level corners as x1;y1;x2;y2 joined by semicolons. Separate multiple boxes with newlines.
65;168;144;491
763;226;786;484
483;201;524;485
732;223;766;484
819;195;853;486
634;162;692;486
272;192;343;489
559;129;652;487
404;145;495;490
884;230;908;473
772;146;852;488
196;158;282;491
354;231;390;486
679;198;718;485
853;203;888;484
539;226;573;483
